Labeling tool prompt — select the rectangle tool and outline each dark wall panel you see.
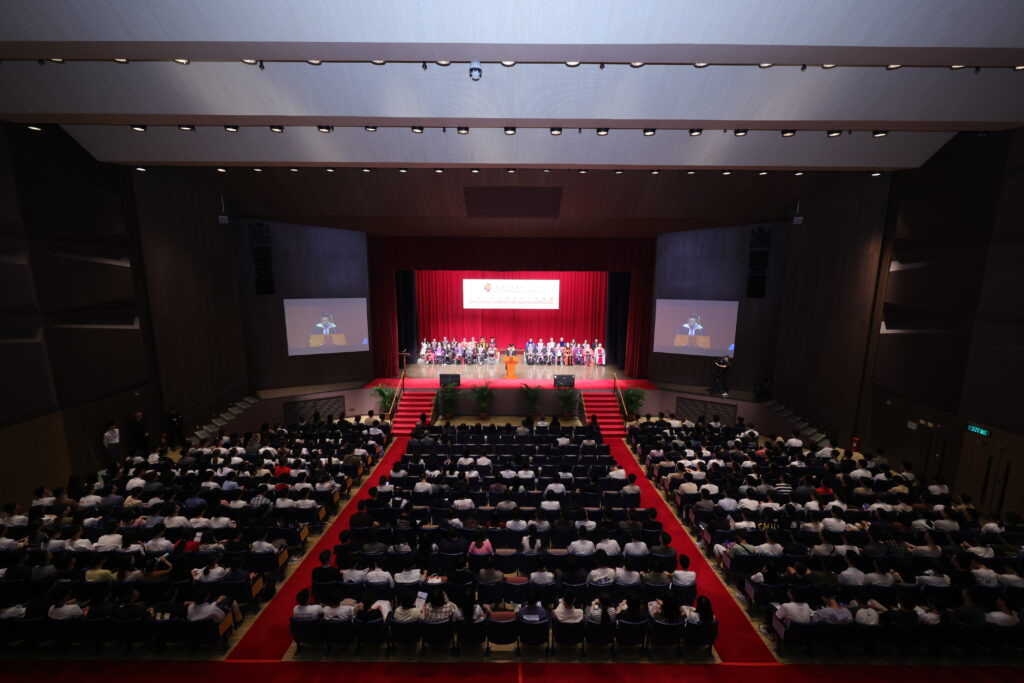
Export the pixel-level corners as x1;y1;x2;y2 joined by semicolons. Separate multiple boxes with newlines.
31;254;135;312
44;327;147;407
235;219;372;390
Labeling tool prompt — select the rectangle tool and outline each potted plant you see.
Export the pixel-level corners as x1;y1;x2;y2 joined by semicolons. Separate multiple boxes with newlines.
519;384;541;419
620;388;646;421
371;384;398;415
435;384;460;420
468;382;495;420
555;388;579;421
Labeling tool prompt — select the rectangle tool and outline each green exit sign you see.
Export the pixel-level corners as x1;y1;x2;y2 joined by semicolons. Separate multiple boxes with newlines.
967;424;991;437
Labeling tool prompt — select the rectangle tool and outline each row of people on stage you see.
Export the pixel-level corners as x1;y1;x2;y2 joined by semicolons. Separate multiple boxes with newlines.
418;337;606;366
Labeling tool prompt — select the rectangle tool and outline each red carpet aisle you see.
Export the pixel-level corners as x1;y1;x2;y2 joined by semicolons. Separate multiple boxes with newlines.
226;435;410;661
607;439;776;663
367;377;659;390
391;391;436;436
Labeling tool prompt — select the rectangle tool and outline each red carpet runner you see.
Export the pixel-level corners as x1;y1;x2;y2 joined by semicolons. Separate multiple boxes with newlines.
581;392;627;438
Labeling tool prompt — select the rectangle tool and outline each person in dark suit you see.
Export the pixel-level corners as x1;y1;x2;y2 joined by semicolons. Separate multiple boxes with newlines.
710;356;732;396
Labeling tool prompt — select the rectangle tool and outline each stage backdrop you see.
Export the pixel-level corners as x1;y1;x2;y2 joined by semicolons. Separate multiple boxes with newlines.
416;270;607;347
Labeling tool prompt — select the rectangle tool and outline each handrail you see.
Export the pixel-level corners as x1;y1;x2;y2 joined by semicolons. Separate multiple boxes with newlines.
386;371;406;422
612;372;629;421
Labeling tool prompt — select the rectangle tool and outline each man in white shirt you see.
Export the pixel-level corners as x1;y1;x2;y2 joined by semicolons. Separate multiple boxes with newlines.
671;554;697;587
775;593;813;625
838;552;867;585
608;465;628;480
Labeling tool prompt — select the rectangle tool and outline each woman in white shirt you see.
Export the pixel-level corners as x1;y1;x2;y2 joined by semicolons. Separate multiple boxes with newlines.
586;593;617;623
553;595;584;623
291;588;323;621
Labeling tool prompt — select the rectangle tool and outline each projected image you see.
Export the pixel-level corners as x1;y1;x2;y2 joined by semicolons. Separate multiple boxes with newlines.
283;298;369;356
653;299;739;357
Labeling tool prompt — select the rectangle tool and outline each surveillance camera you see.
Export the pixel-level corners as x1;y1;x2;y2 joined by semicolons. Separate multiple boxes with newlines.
469;61;482;81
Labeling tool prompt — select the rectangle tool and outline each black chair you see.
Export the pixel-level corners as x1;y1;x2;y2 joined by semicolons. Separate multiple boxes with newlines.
615;618;648;652
322;618;355;654
455;617;487;655
485;614;518;655
420;618;454;655
517;617;551;656
584;619;616;654
551;619;585;653
647;619;684;657
682;619;718;656
387;617;422;655
290;617;323;653
354;617;387;654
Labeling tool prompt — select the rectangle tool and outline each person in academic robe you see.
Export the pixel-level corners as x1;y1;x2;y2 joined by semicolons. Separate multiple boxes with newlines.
574;344;584;366
424;348;435;365
594;344;606;366
583;343;593;366
506;343;517;357
561;345;572;366
525;338;537;365
419;338;429;362
313;315;337;336
679;316;704;337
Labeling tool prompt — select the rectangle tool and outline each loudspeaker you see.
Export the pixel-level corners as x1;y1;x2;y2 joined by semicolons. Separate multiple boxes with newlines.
746;226;771;298
439;374;461;387
554;374;575;388
248;222;275;295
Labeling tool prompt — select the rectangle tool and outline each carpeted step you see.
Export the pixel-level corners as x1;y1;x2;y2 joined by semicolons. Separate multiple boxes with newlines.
391;391;436;435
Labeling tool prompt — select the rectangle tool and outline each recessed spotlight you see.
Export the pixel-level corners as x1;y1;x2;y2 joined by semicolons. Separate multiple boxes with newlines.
135;167;146;172
174;58;190;65
550;127;562;136
722;170;732;175
224;125;239;132
642;128;656;136
364;126;377;132
306;59;323;66
543;169;551;173
1014;65;1024;71
253;168;262;173
500;61;516;67
734;129;748;136
826;130;842;137
596;128;609;136
871;171;882;177
216;167;227;173
794;171;804;176
398;168;408;173
689;128;703;136
629;62;645;68
686;170;696;175
886;64;902;70
241;59;258;65
27;124;42;131
113;58;129;64
317;125;333;133
470;168;480;174
578;169;588;174
130;124;147;132
650;169;660;174
694;62;709;68
565;61;581;67
371;59;386;65
435;60;451;66
781;129;796;137
822;64;837;69
504;127;516;135
758;171;768;176
758;63;773;68
48;58;64;64
270;125;284;133
950;64;966;70
457;126;469;135
361;168;372;173
411;126;424;134
289;168;299;173
178;124;195;131
872;130;889;138
325;168;335;173
506;168;516;174
614;169;623;174
434;168;444;174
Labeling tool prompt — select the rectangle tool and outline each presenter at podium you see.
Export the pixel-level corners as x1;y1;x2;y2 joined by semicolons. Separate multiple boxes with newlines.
678;315;704;337
312;314;337;336
504;343;518;379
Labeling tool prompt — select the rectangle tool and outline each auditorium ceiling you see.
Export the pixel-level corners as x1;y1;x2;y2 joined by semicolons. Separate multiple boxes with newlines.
1;1;1023;235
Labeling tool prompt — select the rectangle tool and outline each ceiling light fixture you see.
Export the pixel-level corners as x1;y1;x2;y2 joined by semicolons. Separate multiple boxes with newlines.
826;130;842;137
364;125;377;132
361;168;371;173
722;170;732;175
241;59;258;65
642;128;656;136
550;127;562;136
614;169;623;174
506;168;516;174
1014;65;1024;71
950;64;966;70
399;168;408;173
371;59;386;65
411;126;424;133
694;62;709;68
130;124;147;132
689;128;703;136
758;171;768;176
433;168;444;174
871;171;882;176
435;60;451;66
872;130;889;138
471;168;480;174
270;125;284;133
289;168;299;172
27;124;42;131
49;58;64;63
781;129;796;137
178;124;195;131
822;64;837;69
113;58;129;64
224;124;239;132
565;61;581;67
253;168;262;173
543;169;551;173
135;167;146;172
886;64;902;70
317;125;333;133
306;59;323;65
650;169;660;174
325;168;335;173
596;128;609;136
734;129;748;136
579;169;588;174
758;63;773;68
686;170;696;175
174;58;190;65
457;126;469;134
500;61;516;67
794;171;804;176
504;127;516;135
216;167;227;173
629;62;645;68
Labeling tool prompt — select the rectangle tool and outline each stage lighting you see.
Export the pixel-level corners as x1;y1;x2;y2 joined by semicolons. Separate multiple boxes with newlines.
253;168;262;173
614;169;623;174
565;61;581;67
174;58;190;65
886;64;902;70
49;58;64;63
113;58;129;64
411;126;424;133
216;167;227;173
361;168;371;173
398;168;408;173
371;59;386;65
693;62;709;68
500;61;516;67
827;130;842;137
434;168;444;173
470;168;480;174
758;63;773;68
289;168;299;173
578;169;588;174
241;59;258;65
872;130;889;138
458;126;469;134
135;167;146;172
871;171;882;176
629;62;645;68
130;124;147;132
689;128;703;136
436;60;451;66
306;59;323;66
506;168;516;173
270;125;285;133
650;169;660;174
317;125;333;133
794;171;804;176
178;124;196;131
758;171;768;175
822;64;837;69
550;127;562;136
364;126;377;132
504;127;516;135
224;125;239;132
950;65;966;70
734;129;748;136
642;128;656;136
722;170;732;175
781;130;796;137
27;124;42;131
596;128;609;136
325;168;335;173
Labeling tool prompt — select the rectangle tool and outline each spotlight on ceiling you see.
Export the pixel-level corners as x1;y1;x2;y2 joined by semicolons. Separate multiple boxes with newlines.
650;169;660;174
178;124;195;131
434;60;452;67
758;63;773;68
504;127;516;135
950;64;966;70
500;61;516;67
371;59;386;65
781;129;796;137
325;168;335;173
550;127;563;136
361;168;371;173
173;58;190;65
399;168;408;173
872;130;889;138
686;170;696;175
27;124;43;131
794;171;804;176
578;169;588;174
722;170;732;175
270;125;284;133
317;125;333;133
241;59;258;65
224;125;239;132
216;167;227;173
614;169;623;174
457;126;469;135
113;58;129;64
49;58;64;63
734;129;748;136
253;168;262;173
629;62;645;68
564;61;581;67
506;168;516;174
693;62;709;68
289;168;299;173
130;124;147;132
758;171;769;176
871;171;882;176
542;169;552;173
826;130;842;137
689;128;703;136
642;128;656;136
411;126;424;133
821;64;837;69
364;125;377;132
470;168;480;174
306;59;322;66
434;168;444;173
596;128;609;136
135;167;146;172
1014;65;1024;71
885;64;902;70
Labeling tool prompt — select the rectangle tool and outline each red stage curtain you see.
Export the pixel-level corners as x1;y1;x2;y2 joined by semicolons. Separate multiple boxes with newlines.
416;271;607;348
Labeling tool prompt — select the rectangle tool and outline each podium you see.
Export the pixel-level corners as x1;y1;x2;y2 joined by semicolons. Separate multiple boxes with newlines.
503;355;518;379
309;333;348;347
673;334;710;349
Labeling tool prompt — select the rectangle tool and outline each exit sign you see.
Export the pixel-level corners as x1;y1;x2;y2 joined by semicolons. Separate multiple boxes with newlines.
967;424;991;437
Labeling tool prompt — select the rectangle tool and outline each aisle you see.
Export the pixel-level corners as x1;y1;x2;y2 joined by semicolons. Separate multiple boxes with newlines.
226;436;410;661
606;439;776;663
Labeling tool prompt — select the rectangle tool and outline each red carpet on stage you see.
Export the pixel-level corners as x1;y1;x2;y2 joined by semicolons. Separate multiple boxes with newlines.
366;377;659;391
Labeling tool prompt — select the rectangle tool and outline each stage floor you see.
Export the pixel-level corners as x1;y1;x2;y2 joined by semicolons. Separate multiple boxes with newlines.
378;362;658;390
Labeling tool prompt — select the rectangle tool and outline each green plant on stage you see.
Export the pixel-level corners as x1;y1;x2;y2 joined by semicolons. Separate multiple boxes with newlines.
371;384;398;414
519;384;542;417
468;382;495;418
435;384;461;418
555;387;579;420
621;388;646;419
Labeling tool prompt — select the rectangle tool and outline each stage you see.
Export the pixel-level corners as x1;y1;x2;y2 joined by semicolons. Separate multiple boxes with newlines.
378;361;658;390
